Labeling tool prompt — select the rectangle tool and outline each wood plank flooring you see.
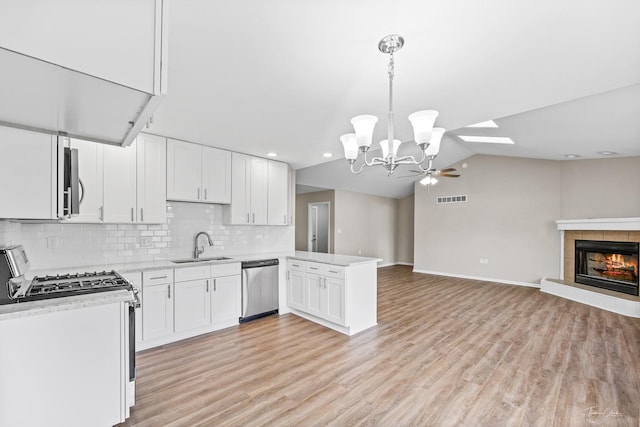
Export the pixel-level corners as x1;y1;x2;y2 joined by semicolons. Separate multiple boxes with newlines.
119;266;640;426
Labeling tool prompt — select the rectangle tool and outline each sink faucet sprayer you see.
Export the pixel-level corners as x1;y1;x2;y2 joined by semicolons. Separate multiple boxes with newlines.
194;231;214;259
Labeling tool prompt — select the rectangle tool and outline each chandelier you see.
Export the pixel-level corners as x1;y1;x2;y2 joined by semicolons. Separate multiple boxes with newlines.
340;35;445;175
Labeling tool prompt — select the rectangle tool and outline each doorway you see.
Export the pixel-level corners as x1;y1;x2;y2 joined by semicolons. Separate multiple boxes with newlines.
308;202;330;253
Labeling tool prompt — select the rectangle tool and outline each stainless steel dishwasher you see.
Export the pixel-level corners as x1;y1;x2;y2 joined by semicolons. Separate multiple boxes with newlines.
240;259;279;322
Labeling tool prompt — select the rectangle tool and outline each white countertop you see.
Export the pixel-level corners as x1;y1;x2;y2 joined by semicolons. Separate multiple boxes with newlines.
0;289;134;321
289;251;382;266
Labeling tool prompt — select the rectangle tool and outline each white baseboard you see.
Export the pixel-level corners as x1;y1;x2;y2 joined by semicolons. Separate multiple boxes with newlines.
378;261;414;268
412;269;539;288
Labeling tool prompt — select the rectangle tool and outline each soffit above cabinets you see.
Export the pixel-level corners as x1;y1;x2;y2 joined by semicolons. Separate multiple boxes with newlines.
0;47;162;147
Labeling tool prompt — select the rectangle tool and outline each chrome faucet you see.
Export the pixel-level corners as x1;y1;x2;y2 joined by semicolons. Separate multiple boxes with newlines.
193;231;214;259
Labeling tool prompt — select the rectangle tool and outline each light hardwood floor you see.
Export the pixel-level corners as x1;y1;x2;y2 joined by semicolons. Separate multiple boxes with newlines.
120;266;640;426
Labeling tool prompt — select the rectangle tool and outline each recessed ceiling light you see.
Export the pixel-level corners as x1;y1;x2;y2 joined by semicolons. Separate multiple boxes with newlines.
465;120;499;128
597;151;618;156
458;136;515;144
564;154;581;159
322;152;333;158
267;152;278;157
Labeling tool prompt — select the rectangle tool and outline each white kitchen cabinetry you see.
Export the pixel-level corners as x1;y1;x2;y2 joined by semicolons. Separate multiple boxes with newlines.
141;270;174;342
285;257;376;336
103;141;137;223
0;301;131;426
0;126;56;219
286;260;305;311
226;153;270;225
0;1;168;147
210;264;241;327
268;160;289;225
137;133;167;223
167;139;232;204
174;265;211;332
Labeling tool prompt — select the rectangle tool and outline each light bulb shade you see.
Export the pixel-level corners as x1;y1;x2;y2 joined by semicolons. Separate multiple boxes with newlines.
408;110;439;144
350;115;378;147
419;175;438;186
379;139;401;158
424;128;445;156
340;133;359;160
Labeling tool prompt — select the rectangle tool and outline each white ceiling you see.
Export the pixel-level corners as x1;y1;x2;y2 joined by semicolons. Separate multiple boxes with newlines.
150;0;640;198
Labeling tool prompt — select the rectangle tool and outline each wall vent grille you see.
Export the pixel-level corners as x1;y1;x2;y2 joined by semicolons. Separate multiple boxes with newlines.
437;195;468;204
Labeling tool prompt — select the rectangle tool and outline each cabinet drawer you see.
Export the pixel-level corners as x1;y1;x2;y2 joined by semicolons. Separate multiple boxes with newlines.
175;265;210;282
210;262;241;277
305;262;324;274
324;265;344;279
142;269;173;286
288;259;306;272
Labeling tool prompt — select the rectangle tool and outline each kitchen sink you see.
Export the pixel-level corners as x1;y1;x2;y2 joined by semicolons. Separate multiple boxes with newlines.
171;256;233;264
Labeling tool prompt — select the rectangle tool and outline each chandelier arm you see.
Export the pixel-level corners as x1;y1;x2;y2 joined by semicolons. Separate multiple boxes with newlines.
394;155;419;164
349;161;366;174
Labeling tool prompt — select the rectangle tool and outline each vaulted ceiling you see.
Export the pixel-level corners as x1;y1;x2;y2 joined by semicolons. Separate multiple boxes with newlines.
150;0;640;198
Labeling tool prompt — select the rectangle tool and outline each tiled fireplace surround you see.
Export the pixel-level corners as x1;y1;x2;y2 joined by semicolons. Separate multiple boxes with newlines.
541;218;640;317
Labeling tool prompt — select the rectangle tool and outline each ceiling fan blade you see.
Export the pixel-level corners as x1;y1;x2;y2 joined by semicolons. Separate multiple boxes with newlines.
438;168;457;173
395;175;419;179
440;174;461;178
408;170;424;174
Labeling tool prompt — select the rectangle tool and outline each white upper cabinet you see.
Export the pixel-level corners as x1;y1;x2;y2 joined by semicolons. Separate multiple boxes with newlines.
0;126;56;219
136;134;167;223
0;0;168;147
228;154;267;225
167;139;231;204
202;147;232;204
66;139;104;223
103;142;137;223
267;160;288;225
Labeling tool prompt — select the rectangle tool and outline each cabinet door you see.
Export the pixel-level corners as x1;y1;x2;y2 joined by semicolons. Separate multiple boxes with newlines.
250;157;268;225
137;133;167;223
142;284;174;341
305;273;323;318
202;147;231;204
324;276;346;326
211;275;241;325
267;160;288;225
103;141;137;223
167;139;202;202
67;138;103;223
287;269;305;311
174;279;211;332
229;152;251;224
0;126;56;219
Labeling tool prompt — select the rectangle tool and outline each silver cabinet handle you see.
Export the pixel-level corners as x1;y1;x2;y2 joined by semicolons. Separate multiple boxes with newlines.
284;214;286;224
246;213;250;223
329;270;339;274
252;213;255;223
309;266;318;270
150;275;167;280
287;271;290;280
204;188;207;200
167;284;171;299
206;279;209;293
131;207;134;222
141;208;144;222
99;206;104;221
197;187;201;199
214;278;217;292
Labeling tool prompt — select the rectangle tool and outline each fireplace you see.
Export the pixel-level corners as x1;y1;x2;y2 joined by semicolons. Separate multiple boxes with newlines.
575;240;639;296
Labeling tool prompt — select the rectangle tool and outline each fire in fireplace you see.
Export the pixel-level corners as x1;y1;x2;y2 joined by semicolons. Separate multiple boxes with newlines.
575;240;639;296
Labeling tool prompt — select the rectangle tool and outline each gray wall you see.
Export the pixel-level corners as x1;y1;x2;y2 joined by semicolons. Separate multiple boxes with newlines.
397;194;414;264
333;190;399;265
413;155;640;284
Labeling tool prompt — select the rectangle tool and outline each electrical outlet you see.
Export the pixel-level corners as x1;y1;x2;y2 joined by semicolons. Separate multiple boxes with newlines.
140;236;153;248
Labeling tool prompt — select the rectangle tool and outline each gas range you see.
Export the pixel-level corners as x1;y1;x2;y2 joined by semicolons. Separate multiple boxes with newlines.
0;245;138;305
22;270;132;301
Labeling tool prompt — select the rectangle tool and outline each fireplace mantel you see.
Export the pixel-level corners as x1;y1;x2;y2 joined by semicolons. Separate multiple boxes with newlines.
541;217;640;318
556;217;640;231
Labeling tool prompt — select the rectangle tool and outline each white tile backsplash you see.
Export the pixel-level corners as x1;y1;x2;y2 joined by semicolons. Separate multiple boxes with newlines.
0;202;294;270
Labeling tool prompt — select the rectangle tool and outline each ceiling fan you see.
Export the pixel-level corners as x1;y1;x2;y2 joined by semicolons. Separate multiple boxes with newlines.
396;158;461;185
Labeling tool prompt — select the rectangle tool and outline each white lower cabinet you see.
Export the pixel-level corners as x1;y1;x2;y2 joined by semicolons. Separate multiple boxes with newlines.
139;263;241;350
286;258;375;336
141;270;174;342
